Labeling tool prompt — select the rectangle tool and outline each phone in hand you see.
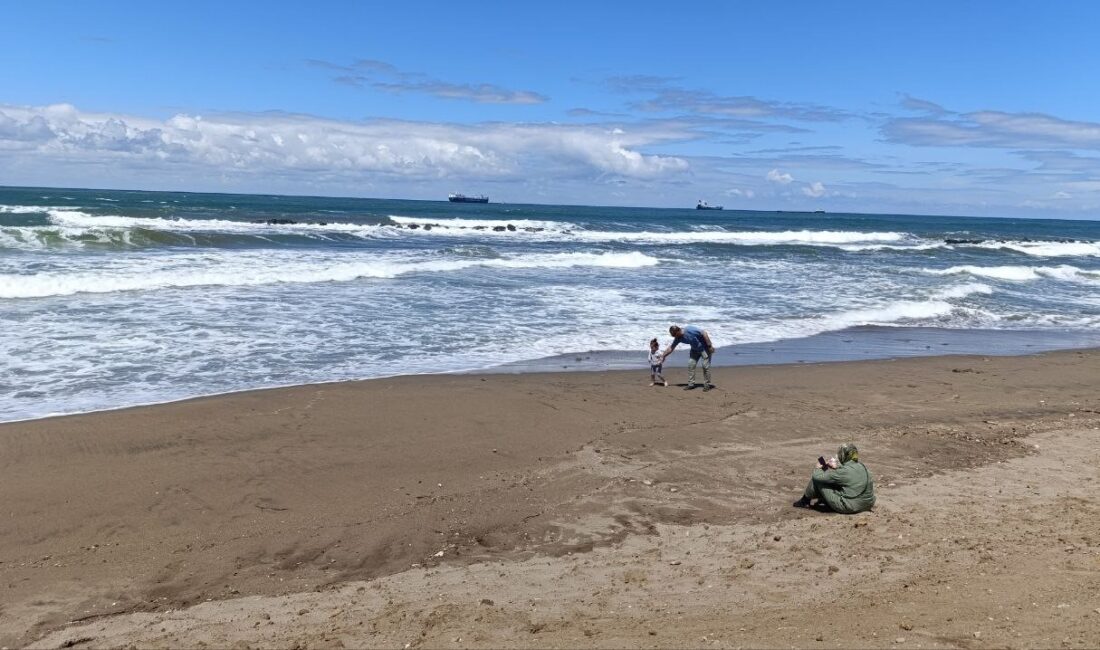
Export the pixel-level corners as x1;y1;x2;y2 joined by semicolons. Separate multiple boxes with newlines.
818;456;827;468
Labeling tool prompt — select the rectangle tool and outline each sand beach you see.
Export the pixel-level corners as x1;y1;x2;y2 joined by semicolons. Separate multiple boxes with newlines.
7;3;1100;648
3;349;1099;648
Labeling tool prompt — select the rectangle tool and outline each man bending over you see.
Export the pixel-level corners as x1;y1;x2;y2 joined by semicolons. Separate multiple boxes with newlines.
663;324;715;391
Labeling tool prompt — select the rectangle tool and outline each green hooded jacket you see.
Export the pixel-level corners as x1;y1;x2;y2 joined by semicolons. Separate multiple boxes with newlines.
809;444;875;514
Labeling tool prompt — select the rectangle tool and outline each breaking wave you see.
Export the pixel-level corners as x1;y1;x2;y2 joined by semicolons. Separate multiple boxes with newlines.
0;251;659;299
966;240;1100;257
925;264;1100;283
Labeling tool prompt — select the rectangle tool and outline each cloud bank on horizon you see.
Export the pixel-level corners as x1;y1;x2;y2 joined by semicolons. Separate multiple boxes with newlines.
4;90;1098;217
2;1;1099;218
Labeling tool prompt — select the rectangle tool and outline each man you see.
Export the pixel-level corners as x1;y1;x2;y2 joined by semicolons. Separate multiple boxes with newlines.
793;443;875;514
662;324;715;391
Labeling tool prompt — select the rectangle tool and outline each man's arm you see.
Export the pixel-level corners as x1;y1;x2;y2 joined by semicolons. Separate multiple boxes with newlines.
660;340;679;362
702;330;715;353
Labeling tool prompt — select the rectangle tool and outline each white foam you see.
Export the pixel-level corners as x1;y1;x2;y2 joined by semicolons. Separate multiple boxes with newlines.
0;204;70;214
836;242;947;252
966;240;1100;257
936;282;995;299
820;283;991;329
572;228;908;246
0;209;406;249
925;264;1100;283
29;210;935;252
0;250;659;299
46;209;370;234
389;216;914;247
821;299;957;328
736;282;996;345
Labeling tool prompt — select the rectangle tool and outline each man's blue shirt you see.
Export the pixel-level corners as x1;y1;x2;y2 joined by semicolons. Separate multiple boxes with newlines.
677;326;707;353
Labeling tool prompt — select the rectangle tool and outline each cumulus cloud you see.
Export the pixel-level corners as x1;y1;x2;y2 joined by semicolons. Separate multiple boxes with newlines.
801;181;827;198
0;103;688;182
307;58;548;105
0;112;54;146
766;168;793;184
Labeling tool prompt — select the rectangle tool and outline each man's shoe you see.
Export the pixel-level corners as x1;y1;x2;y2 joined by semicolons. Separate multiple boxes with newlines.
702;384;713;392
683;384;697;390
792;497;812;508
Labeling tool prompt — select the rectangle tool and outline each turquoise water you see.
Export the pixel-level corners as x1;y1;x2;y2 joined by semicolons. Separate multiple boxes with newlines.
2;185;1099;421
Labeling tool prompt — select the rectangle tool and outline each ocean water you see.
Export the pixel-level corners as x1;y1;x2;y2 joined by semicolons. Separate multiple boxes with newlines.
2;186;1100;422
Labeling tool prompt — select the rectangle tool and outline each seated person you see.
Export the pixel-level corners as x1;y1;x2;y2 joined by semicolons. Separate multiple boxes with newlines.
793;443;875;514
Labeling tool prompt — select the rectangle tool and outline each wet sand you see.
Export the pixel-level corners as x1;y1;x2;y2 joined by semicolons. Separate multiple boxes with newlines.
3;350;1100;648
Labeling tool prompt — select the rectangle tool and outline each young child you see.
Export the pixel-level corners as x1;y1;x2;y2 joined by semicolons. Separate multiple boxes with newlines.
647;338;668;386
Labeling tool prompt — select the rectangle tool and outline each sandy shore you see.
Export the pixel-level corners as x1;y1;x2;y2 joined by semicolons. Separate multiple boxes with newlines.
3;350;1100;648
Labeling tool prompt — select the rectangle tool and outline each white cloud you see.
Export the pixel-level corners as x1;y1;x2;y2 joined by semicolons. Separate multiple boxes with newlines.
885;108;1100;150
724;188;755;198
608;77;853;123
0;103;688;182
309;58;549;105
766;168;793;184
1053;191;1072;199
802;181;827;198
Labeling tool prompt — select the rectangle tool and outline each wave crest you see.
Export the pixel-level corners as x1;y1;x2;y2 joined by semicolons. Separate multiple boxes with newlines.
0;251;660;299
925;264;1100;283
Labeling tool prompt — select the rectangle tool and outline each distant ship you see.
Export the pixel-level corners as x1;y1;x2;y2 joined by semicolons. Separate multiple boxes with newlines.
448;193;489;203
696;200;723;210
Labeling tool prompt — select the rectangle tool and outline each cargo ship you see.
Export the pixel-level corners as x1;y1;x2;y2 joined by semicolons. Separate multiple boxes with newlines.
696;200;723;210
448;193;489;203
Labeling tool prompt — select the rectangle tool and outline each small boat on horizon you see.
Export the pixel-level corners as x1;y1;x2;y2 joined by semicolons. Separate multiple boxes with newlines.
696;200;723;210
448;193;489;203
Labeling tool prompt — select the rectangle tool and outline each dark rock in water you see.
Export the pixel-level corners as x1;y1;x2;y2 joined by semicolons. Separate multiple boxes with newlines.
523;227;545;233
249;218;330;226
253;218;299;225
945;238;985;244
423;224;432;231
407;224;420;230
492;226;506;232
474;226;487;231
506;224;517;231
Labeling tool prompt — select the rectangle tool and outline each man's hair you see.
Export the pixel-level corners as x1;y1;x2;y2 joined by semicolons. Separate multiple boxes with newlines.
669;325;681;336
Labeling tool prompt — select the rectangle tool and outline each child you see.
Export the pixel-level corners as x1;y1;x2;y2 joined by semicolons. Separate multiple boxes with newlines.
648;338;668;386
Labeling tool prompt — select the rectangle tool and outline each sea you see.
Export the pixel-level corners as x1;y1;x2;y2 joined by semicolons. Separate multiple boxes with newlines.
3;186;1100;422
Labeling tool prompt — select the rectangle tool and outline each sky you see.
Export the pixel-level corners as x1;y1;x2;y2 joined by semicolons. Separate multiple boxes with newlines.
1;0;1099;218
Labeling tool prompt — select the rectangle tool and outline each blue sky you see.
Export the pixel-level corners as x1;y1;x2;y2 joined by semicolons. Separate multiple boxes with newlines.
2;1;1099;217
